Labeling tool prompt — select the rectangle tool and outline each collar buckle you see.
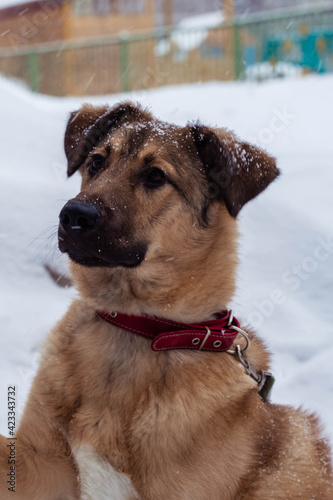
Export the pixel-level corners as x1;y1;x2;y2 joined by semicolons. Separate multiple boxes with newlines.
198;326;211;350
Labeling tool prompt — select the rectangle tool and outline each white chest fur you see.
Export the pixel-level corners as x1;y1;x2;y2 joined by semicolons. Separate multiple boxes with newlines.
73;444;139;500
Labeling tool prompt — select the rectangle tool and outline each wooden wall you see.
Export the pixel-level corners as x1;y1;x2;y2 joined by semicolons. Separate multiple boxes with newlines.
0;0;155;50
67;0;155;39
0;0;66;49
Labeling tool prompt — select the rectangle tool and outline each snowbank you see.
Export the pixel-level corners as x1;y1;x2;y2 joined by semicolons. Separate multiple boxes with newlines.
155;10;224;57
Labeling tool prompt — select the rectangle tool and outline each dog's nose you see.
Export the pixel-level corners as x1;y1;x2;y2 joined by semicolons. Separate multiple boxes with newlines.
59;201;100;233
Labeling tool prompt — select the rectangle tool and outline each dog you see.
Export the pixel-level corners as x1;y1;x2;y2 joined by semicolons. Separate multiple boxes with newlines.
0;102;332;500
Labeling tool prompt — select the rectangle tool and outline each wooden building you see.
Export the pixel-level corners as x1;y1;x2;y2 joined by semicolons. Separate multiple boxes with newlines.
0;0;155;49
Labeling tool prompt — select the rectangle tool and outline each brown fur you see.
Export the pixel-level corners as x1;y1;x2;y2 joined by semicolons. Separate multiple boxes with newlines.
0;102;332;500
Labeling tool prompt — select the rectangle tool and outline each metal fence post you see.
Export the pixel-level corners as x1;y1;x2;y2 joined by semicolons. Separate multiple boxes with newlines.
233;21;243;80
119;36;130;93
27;52;40;92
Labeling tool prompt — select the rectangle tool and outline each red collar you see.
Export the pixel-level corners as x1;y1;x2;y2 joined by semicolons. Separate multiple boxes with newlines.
96;309;239;352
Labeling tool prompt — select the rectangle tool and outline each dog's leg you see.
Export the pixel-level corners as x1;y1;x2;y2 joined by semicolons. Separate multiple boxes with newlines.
0;392;79;500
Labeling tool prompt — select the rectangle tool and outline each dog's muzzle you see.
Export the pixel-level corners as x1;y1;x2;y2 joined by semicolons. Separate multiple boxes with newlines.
58;200;147;268
58;200;102;265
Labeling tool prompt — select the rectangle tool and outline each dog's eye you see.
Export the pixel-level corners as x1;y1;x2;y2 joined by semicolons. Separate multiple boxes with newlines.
143;167;167;189
89;155;105;176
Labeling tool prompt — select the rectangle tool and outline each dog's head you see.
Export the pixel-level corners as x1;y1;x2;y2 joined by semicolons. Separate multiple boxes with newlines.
59;102;279;319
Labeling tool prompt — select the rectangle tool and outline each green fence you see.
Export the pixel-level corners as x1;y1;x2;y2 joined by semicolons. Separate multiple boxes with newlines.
0;4;332;96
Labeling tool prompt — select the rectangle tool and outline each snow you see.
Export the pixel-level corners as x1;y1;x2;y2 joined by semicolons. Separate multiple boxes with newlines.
0;73;332;456
155;10;224;57
0;0;31;9
245;61;303;81
176;10;224;30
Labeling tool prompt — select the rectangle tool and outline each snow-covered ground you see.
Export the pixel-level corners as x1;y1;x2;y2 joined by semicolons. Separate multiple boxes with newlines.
0;74;332;455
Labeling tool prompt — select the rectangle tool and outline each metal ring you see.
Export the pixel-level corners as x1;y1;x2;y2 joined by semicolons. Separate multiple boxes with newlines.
110;311;117;318
192;338;200;345
226;325;251;354
213;340;222;348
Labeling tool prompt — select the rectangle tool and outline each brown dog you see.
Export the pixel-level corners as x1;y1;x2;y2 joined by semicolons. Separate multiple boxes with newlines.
0;102;332;500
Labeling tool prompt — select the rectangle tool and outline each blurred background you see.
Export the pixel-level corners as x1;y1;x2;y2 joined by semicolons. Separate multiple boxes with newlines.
0;0;333;95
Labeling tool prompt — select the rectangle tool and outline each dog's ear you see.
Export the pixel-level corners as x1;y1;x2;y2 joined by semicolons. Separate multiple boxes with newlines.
64;104;108;177
64;102;146;177
191;125;279;217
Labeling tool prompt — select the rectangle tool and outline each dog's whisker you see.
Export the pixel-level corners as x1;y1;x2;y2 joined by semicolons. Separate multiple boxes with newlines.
27;225;60;263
